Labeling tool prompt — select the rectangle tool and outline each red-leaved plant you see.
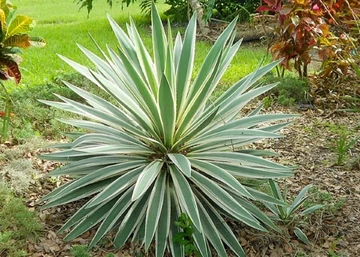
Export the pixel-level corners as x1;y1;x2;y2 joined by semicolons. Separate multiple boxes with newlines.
0;1;45;141
257;0;332;78
257;0;360;80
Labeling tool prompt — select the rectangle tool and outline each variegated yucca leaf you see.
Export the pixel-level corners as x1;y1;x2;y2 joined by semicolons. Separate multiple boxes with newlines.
40;3;296;257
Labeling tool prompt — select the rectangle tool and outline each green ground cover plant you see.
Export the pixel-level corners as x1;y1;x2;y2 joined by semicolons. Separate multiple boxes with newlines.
39;4;299;256
305;187;346;215
70;245;91;257
261;73;312;107
0;182;43;257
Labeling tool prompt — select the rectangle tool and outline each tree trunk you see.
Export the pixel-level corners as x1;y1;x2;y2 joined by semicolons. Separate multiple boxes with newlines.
235;25;273;42
188;0;209;35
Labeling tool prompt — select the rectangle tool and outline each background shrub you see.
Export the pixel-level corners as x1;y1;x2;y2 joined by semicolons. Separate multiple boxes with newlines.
261;74;312;106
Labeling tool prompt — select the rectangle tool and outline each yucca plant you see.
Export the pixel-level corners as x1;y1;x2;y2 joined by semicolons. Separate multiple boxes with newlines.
265;180;323;245
40;4;297;256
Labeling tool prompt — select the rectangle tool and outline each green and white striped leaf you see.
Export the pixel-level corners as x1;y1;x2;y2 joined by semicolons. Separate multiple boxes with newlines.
175;14;197;120
215;162;294;178
114;191;150;247
301;204;324;215
159;74;176;147
169;187;185;257
132;160;163;201
128;18;158;95
294;227;311;245
64;198;118;241
196;192;246;257
168;153;191;177
89;187;134;248
132;215;146;244
49;161;145;200
197;200;228;257
190;159;252;199
192;224;210;257
201;114;297;137
151;1;167;83
144;172;167;250
190;170;266;232
57;201;98;234
155;183;171;257
188;128;282;146
87;166;144;208
169;165;201;230
224;187;280;232
42;179;112;209
189;152;290;170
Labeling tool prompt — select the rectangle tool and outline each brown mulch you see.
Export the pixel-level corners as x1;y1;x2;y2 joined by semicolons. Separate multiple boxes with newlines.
241;106;360;257
2;104;360;257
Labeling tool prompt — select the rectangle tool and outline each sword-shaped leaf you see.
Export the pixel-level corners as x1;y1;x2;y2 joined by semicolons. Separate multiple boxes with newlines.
169;166;201;230
159;74;175;147
155;183;171;257
132;160;163;201
144;172;167;250
168;153;191;177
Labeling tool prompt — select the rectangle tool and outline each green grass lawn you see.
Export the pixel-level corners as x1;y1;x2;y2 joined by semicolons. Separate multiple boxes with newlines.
0;0;269;142
14;0;268;87
16;0;153;86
